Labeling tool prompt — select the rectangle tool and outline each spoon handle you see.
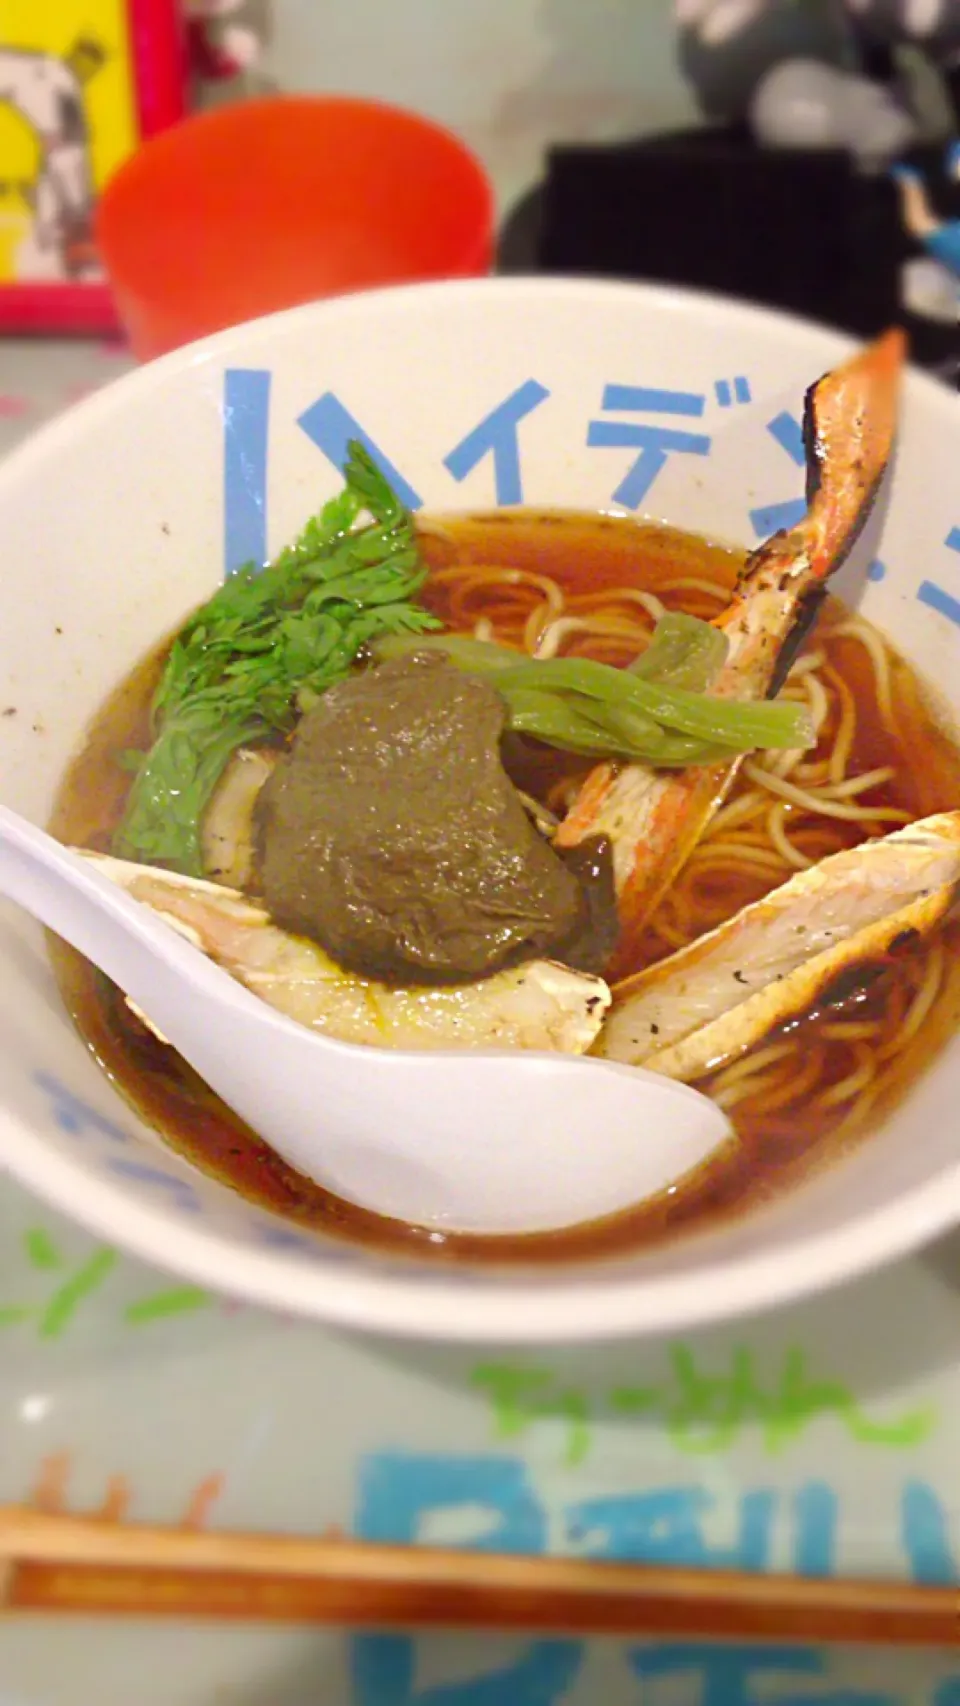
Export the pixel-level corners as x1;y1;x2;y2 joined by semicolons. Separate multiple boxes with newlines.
0;805;215;1013
0;806;732;1236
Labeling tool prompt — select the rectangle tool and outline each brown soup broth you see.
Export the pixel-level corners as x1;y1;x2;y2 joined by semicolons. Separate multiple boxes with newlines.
48;511;960;1267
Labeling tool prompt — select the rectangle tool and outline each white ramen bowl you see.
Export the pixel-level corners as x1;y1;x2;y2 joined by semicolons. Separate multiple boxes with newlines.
0;278;957;1344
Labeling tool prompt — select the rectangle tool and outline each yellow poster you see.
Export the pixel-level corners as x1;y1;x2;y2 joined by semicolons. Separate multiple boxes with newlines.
0;0;139;283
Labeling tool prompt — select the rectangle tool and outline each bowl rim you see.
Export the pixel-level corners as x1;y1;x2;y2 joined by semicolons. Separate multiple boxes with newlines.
6;1091;960;1344
1;274;958;1345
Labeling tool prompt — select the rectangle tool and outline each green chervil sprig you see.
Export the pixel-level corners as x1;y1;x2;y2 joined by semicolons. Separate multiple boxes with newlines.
113;442;440;874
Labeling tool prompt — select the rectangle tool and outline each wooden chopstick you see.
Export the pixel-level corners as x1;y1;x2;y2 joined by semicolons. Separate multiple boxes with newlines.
1;1507;958;1646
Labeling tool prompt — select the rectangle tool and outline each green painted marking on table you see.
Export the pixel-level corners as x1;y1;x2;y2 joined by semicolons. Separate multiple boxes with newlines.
0;1225;215;1337
25;1228;62;1270
0;1306;32;1328
124;1286;210;1324
610;1345;935;1455
473;1346;936;1465
38;1247;118;1338
472;1365;593;1466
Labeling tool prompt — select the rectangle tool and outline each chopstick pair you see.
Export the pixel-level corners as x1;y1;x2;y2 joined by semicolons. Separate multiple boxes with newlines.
1;1506;958;1646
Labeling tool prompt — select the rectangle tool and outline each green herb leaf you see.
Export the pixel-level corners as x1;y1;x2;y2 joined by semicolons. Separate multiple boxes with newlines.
114;443;440;874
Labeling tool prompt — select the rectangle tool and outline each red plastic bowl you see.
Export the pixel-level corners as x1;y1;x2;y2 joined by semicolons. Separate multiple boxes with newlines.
97;96;495;360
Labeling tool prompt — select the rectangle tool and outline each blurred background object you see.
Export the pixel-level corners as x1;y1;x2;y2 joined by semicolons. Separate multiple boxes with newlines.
1;2;954;375
255;0;699;219
185;0;272;97
1;0;702;344
524;0;957;375
0;0;186;334
96;94;493;358
676;0;959;164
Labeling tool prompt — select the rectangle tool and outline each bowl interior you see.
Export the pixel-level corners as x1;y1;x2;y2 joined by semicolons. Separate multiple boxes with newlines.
0;278;958;1342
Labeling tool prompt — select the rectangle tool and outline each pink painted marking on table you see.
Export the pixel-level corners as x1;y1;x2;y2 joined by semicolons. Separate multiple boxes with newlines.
62;381;106;406
0;395;30;417
220;1296;295;1325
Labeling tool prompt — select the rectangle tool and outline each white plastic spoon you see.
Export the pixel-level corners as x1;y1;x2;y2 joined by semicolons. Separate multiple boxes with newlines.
0;806;733;1235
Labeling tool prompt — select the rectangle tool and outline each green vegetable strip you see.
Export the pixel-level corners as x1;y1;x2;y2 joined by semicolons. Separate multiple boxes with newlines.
598;704;736;769
506;688;626;759
493;658;811;748
507;690;734;768
629;611;728;691
377;616;731;700
114;443;440;874
374;631;814;762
